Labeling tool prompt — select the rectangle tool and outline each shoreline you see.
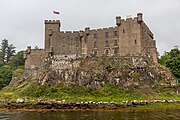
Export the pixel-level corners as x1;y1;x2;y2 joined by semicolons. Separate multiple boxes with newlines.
0;99;180;112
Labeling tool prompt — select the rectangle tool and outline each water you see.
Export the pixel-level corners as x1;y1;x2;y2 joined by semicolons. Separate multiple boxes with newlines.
0;110;180;120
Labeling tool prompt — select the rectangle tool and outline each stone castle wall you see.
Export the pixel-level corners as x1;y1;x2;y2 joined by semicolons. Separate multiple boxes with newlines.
24;47;46;69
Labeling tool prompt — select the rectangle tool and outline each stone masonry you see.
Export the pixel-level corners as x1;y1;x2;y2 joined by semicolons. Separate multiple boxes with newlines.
24;13;158;69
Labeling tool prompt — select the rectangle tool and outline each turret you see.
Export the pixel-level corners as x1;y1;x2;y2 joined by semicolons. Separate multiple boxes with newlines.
45;20;61;51
80;30;84;37
116;16;121;27
85;27;90;35
137;13;143;24
27;46;31;54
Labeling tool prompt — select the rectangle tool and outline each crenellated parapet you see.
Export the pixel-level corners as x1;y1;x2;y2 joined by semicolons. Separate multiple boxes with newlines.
45;20;61;25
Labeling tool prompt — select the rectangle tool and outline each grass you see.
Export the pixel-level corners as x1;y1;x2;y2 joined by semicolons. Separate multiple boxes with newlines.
0;83;180;105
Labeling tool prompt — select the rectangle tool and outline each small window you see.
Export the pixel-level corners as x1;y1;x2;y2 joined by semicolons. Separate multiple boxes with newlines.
94;33;97;39
123;29;125;33
62;37;66;43
114;31;118;36
76;46;79;51
94;50;98;55
75;37;79;45
135;39;137;44
105;32;108;38
114;39;118;46
62;46;65;51
94;41;98;48
114;48;119;55
105;40;108;47
105;49;109;55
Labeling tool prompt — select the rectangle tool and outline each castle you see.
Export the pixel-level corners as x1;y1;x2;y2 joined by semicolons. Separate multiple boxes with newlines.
24;13;158;69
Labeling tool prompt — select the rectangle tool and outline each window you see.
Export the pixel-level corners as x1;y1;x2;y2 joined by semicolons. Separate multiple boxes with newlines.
76;46;79;51
105;32;108;38
105;49;109;56
114;39;118;46
94;33;97;39
62;46;65;51
123;29;125;33
135;39;137;44
62;37;66;43
94;41;98;48
114;48;119;55
94;50;98;55
75;37;79;46
105;40;108;47
114;31;118;36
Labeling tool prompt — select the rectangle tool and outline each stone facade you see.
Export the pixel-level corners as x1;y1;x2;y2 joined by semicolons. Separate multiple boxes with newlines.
24;13;158;69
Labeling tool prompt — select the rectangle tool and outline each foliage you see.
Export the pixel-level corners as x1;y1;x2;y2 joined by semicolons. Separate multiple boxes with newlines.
0;65;13;89
159;48;180;81
8;51;25;67
0;39;24;89
0;39;16;62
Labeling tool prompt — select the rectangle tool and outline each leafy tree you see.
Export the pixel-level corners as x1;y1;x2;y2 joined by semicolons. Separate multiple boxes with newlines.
8;51;25;67
0;65;13;89
159;48;180;81
0;39;24;89
0;39;16;62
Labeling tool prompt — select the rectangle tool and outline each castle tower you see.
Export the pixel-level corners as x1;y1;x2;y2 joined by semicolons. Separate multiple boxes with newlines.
44;20;61;51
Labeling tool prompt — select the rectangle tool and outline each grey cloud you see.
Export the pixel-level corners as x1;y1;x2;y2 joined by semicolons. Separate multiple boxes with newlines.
0;0;179;55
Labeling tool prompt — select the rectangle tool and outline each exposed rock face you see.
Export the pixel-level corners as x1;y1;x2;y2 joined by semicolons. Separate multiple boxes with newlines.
18;55;177;89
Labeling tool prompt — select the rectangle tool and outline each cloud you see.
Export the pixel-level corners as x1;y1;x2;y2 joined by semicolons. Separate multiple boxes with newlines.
0;0;179;55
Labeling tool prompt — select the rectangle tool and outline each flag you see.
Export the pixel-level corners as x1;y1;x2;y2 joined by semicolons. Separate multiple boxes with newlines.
53;11;60;14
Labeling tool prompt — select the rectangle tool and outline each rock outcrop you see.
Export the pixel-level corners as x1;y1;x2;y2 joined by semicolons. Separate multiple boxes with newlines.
11;55;177;90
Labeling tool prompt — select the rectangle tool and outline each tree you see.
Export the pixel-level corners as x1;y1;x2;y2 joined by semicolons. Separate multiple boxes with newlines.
0;39;16;62
9;51;25;67
159;48;180;81
0;65;13;89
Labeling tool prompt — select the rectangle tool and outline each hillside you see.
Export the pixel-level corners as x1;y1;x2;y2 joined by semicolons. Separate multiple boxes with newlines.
0;55;179;103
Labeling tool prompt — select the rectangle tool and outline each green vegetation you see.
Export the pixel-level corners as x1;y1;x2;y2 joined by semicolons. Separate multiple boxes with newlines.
0;39;24;89
158;48;180;82
1;82;180;104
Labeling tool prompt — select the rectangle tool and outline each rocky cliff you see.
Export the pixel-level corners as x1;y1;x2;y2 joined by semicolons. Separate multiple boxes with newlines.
11;55;177;90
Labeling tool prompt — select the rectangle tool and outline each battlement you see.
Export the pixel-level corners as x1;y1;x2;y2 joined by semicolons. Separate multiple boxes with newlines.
45;20;60;24
116;13;142;25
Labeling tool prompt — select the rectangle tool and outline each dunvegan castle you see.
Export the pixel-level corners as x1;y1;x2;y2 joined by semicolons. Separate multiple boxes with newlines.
24;13;158;69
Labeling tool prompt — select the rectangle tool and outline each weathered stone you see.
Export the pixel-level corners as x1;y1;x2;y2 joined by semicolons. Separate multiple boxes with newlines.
16;98;25;103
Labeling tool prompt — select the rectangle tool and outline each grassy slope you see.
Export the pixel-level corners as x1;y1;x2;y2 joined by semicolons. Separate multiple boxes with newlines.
0;81;180;104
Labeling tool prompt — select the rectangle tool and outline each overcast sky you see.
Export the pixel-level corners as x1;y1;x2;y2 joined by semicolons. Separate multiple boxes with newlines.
0;0;180;55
